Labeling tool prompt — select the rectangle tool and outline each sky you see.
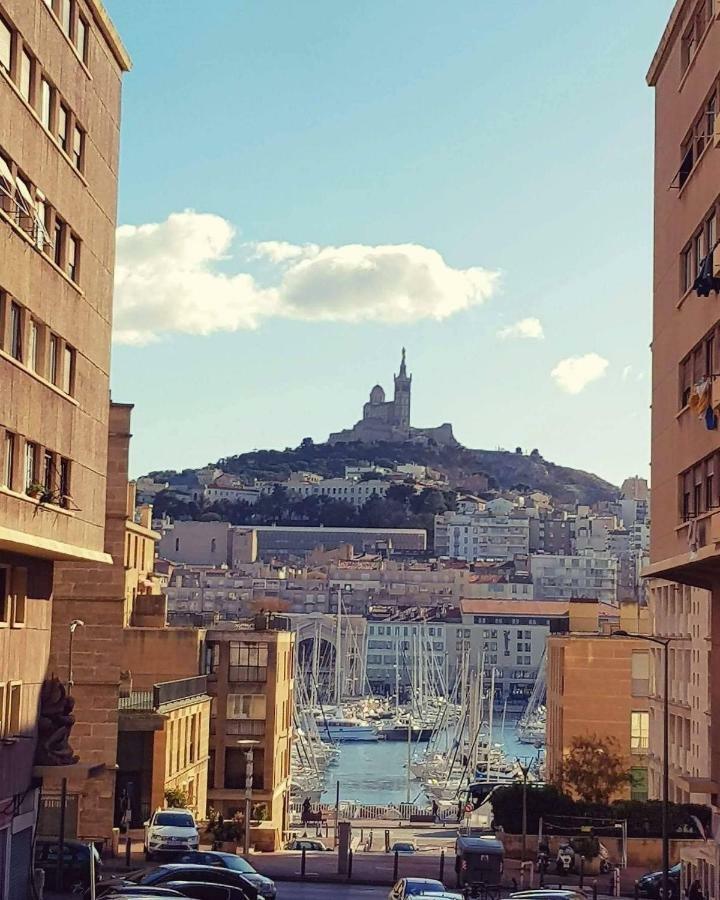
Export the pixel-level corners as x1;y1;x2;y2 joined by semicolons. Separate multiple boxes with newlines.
105;0;672;486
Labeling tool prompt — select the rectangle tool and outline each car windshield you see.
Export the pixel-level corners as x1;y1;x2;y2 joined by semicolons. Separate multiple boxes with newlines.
220;857;255;874
408;882;443;894
154;813;194;827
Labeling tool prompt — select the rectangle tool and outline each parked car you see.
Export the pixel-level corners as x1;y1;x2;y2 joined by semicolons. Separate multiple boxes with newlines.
100;891;183;898
635;864;682;900
159;883;255;900
391;841;418;855
510;892;588;900
389;879;447;900
96;865;258;900
173;851;276;898
414;894;462;900
285;838;329;851
144;810;200;860
35;838;103;893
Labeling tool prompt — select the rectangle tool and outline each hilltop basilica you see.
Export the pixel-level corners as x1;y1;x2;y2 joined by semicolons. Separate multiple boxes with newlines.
328;349;457;446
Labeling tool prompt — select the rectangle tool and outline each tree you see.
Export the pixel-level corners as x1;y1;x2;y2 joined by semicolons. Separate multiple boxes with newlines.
164;787;189;808
559;734;631;804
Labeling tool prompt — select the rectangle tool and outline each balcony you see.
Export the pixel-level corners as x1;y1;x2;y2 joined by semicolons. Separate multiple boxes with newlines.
119;676;208;712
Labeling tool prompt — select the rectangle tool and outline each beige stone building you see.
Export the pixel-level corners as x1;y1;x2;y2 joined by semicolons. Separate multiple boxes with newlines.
546;600;651;801
46;403;209;848
204;622;294;850
0;0;129;890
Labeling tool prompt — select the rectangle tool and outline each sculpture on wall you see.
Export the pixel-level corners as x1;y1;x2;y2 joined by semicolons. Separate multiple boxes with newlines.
34;677;79;766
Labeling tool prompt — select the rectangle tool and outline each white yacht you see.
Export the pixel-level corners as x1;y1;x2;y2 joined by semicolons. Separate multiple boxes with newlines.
316;717;379;742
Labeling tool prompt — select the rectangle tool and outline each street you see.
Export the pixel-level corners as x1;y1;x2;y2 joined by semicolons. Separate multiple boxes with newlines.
277;885;390;900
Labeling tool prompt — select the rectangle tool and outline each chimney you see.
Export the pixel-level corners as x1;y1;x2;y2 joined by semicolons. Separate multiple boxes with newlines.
568;597;599;633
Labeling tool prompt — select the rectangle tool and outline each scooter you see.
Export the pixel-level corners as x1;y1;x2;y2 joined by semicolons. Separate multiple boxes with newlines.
556;843;575;874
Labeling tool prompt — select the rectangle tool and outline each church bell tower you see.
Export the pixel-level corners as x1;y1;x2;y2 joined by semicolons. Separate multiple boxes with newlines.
393;347;412;432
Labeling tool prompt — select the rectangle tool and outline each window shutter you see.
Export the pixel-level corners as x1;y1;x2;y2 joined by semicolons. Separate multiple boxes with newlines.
11;566;27;627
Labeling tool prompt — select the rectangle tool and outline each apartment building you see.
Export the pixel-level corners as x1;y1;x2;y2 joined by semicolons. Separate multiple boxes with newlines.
284;476;390;508
546;601;651;800
117;675;211;826
0;1;129;891
204;622;294;851
644;3;720;894
434;509;531;562
46;404;208;847
530;553;618;605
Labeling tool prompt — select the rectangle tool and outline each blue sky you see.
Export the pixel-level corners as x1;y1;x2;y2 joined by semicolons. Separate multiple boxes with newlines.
106;1;670;486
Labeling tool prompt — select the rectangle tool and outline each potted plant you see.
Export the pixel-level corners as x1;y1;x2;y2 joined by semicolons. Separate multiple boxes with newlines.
27;482;46;499
164;787;189;809
208;810;244;853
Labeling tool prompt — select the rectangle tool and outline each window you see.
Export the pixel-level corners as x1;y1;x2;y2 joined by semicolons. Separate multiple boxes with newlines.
0;17;11;72
9;301;22;361
71;126;83;171
66;234;78;281
49;334;59;384
630;767;648;802
205;642;219;674
631;711;649;753
40;79;52;129
28;320;39;373
7;682;21;735
10;567;26;627
76;17;88;62
229;641;268;681
62;344;74;394
59;457;70;506
631;651;650;697
3;432;14;490
43;450;53;493
24;442;36;493
57;105;69;152
19;50;32;103
227;694;266;720
61;0;72;36
0;568;9;625
53;218;64;266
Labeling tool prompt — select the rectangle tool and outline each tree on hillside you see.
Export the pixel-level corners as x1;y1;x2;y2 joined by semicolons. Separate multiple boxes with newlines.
558;734;631;804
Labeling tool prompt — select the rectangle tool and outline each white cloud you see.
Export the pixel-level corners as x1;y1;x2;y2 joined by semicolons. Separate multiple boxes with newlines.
621;365;633;381
113;210;500;344
497;317;544;340
551;353;609;394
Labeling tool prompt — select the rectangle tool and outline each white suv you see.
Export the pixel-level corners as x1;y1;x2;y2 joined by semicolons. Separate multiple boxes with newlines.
144;809;199;860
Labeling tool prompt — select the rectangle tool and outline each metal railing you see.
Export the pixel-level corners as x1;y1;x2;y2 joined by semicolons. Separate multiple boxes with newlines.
118;691;154;710
288;801;457;822
154;675;208;707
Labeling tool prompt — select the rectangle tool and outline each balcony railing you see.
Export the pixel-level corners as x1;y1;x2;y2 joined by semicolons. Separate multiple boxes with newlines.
119;676;208;711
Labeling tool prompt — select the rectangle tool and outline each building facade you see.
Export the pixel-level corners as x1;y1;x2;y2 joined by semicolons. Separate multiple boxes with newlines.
204;622;294;851
530;553;618;605
644;4;720;894
546;601;651;801
0;1;129;892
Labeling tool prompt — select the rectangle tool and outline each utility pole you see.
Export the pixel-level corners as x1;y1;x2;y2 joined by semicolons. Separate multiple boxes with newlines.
516;757;533;864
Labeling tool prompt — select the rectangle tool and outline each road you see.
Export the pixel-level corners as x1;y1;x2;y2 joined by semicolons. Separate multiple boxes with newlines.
277;886;390;900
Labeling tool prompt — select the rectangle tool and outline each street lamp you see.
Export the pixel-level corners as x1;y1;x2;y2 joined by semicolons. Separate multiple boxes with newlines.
612;629;672;900
68;619;84;691
237;739;260;856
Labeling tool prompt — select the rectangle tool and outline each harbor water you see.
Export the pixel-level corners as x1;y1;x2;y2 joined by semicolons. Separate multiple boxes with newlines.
319;716;540;806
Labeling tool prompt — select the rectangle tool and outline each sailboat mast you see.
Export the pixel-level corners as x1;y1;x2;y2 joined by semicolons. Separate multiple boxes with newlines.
334;589;342;707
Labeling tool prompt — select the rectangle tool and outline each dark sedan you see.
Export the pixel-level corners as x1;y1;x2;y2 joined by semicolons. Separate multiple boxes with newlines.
635;863;682;900
173;852;276;899
95;865;258;900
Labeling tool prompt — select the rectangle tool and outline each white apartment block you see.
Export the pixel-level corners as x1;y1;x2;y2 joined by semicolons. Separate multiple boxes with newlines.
284;477;389;508
530;553;618;604
434;510;531;561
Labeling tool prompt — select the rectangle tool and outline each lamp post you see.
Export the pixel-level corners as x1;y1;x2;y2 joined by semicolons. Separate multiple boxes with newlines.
612;630;672;900
515;756;534;864
237;739;259;856
68;619;84;691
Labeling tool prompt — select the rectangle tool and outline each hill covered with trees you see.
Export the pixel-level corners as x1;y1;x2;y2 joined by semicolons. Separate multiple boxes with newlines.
149;440;618;534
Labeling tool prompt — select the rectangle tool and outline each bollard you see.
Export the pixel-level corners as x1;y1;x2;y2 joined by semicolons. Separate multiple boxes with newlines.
579;856;585;889
348;848;353;881
613;867;621;898
634;880;639;900
125;835;132;869
301;848;306;879
439;850;445;882
592;879;598;900
393;850;399;882
385;829;391;853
